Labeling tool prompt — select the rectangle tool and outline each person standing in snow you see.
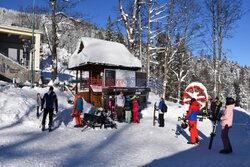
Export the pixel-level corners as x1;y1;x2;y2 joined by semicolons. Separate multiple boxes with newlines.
124;96;132;123
219;97;234;154
132;97;140;123
115;92;125;122
41;86;58;132
72;93;84;127
158;98;167;127
210;97;222;122
185;98;200;144
36;93;41;119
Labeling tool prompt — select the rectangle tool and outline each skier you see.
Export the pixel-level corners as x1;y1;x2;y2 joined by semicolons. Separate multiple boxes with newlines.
185;98;200;144
219;97;234;154
41;86;58;132
115;92;125;122
124;97;132;123
72;93;84;127
158;98;167;127
210;97;222;122
132;97;140;123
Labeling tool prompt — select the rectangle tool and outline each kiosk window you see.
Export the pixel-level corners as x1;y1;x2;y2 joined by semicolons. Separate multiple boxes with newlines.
105;70;115;87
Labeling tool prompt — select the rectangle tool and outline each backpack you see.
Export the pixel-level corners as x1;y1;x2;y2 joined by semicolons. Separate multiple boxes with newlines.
76;97;83;110
161;103;168;113
125;100;132;110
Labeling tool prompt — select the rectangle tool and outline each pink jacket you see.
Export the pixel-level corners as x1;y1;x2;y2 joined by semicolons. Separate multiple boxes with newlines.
220;104;234;127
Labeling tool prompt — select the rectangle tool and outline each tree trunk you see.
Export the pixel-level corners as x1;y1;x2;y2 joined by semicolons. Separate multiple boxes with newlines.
138;2;142;71
217;0;222;99
75;70;78;94
146;0;152;79
118;0;137;54
212;0;217;99
162;50;170;98
51;0;57;82
163;1;174;98
177;53;184;104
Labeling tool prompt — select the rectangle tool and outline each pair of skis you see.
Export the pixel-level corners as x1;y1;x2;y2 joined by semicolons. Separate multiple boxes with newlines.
208;111;221;149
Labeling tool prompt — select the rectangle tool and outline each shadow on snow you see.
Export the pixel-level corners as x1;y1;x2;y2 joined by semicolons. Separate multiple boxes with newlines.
144;109;250;167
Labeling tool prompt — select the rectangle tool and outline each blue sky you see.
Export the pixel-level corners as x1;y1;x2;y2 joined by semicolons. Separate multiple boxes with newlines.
0;0;249;66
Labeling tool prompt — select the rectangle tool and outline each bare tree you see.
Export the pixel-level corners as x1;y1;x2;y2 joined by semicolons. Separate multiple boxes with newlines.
145;0;168;79
46;0;85;81
170;0;201;103
161;0;179;98
118;0;138;53
204;0;243;98
216;0;243;97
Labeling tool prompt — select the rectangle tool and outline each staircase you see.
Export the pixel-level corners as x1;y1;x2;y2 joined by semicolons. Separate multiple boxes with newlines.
0;53;30;82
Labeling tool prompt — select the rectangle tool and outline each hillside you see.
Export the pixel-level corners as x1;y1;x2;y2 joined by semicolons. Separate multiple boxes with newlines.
0;7;250;110
0;86;249;167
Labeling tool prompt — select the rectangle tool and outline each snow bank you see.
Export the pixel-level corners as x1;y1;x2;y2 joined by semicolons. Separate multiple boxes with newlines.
0;86;72;126
68;37;142;69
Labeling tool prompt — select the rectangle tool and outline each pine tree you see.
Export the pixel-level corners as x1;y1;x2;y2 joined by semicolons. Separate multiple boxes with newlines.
105;16;116;41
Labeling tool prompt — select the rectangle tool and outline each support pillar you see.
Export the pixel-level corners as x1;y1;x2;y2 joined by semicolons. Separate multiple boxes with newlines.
75;70;78;94
80;70;82;91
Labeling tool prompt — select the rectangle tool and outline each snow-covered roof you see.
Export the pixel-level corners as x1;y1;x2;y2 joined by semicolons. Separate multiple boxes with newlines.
68;37;142;69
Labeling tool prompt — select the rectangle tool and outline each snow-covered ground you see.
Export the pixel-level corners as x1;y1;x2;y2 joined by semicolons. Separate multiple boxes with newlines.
0;86;249;167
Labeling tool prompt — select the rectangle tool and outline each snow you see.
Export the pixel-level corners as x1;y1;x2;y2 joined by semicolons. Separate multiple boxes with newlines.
68;37;142;69
0;86;250;167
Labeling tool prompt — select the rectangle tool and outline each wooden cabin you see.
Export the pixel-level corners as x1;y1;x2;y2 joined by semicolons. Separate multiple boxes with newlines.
68;37;149;108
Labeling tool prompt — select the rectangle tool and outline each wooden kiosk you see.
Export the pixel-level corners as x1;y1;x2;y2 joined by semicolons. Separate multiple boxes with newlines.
68;37;149;108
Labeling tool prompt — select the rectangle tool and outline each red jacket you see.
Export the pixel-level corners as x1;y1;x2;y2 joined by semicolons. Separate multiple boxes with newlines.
185;101;200;121
132;99;139;112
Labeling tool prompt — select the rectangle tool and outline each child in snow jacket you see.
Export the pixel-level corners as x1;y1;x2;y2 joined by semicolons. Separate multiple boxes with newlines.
36;93;41;118
124;98;132;123
185;98;200;144
219;97;234;154
132;98;140;123
72;94;84;127
158;98;166;127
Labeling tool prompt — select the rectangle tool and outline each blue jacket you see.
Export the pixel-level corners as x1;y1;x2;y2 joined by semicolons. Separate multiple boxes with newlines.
158;101;165;110
125;99;132;110
41;91;58;111
158;101;165;114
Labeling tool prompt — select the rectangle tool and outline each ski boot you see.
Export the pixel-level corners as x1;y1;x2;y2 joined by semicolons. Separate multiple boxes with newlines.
187;141;196;144
195;137;199;144
42;125;45;131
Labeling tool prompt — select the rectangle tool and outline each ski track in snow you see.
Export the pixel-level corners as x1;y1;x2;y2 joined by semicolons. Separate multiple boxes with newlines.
0;87;250;167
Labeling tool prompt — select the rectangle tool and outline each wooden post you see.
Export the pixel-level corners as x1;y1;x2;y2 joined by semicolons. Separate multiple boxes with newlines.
76;70;78;94
89;70;91;103
80;70;83;91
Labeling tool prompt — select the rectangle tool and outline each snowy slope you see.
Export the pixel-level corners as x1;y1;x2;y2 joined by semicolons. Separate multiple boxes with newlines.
0;87;249;167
